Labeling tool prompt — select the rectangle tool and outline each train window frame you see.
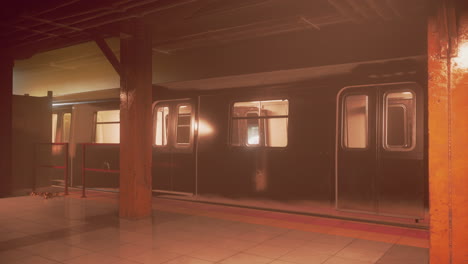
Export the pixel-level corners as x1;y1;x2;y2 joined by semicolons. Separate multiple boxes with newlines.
174;103;194;149
52;110;72;143
153;103;171;148
382;90;416;152
152;100;194;151
341;93;369;150
94;109;120;144
245;111;261;147
230;99;289;148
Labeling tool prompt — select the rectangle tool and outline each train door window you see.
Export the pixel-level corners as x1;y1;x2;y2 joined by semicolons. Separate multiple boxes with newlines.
246;112;260;146
231;100;288;147
52;113;58;143
342;94;368;149
154;106;170;146
95;110;120;143
176;104;193;146
383;91;415;151
262;100;288;147
62;113;72;143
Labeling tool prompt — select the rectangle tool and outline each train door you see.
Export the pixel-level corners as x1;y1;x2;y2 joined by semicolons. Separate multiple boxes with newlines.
51;109;72;188
336;82;425;218
52;110;72;144
152;99;196;194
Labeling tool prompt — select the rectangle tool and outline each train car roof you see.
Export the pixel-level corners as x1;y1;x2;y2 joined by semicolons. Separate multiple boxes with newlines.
155;55;425;91
53;55;425;103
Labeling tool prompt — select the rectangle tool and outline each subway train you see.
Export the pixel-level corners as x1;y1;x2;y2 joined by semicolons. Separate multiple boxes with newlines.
50;55;427;220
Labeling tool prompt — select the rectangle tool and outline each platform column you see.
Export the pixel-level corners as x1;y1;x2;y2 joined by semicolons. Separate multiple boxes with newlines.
0;56;13;197
428;1;468;263
119;19;153;219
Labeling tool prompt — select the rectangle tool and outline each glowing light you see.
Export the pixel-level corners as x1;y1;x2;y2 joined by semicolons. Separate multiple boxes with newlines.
247;126;259;145
454;43;468;69
198;119;214;135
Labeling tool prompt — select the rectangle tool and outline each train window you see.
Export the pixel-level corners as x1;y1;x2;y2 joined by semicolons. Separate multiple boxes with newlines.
95;110;120;143
246;112;260;145
384;91;415;151
52;114;58;143
62;113;71;143
342;94;368;149
154;106;170;146
231;100;288;147
176;105;192;145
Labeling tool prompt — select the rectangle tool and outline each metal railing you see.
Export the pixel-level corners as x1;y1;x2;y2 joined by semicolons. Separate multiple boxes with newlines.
81;143;120;198
33;143;69;195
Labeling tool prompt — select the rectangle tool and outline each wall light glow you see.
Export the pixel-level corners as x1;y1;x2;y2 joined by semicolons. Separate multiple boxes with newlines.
454;43;468;69
197;119;214;136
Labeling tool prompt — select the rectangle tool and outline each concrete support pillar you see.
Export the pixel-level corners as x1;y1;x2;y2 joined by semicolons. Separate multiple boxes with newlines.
428;1;468;263
119;20;153;219
0;57;13;197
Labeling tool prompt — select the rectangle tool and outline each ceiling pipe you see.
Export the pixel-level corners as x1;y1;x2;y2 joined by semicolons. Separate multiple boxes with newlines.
57;0;158;21
5;0;81;27
328;0;400;23
300;16;322;30
188;0;272;19
21;16;85;33
345;0;375;19
10;0;134;30
366;0;392;20
25;0;81;18
327;0;363;23
0;23;60;38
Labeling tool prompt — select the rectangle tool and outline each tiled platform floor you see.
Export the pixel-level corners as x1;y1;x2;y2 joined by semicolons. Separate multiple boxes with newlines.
0;191;428;264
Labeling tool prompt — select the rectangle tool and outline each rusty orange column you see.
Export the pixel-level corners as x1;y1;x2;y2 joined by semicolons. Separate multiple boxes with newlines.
119;20;153;219
0;56;13;197
428;1;468;263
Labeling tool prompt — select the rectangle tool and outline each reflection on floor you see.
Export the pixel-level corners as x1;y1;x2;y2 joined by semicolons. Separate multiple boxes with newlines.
0;190;428;264
156;194;429;228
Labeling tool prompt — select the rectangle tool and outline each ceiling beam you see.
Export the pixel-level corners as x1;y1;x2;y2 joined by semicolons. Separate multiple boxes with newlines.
366;0;392;20
3;0;198;54
94;36;121;76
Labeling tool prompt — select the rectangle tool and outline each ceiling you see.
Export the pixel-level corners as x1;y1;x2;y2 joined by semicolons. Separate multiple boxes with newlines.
1;0;429;59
